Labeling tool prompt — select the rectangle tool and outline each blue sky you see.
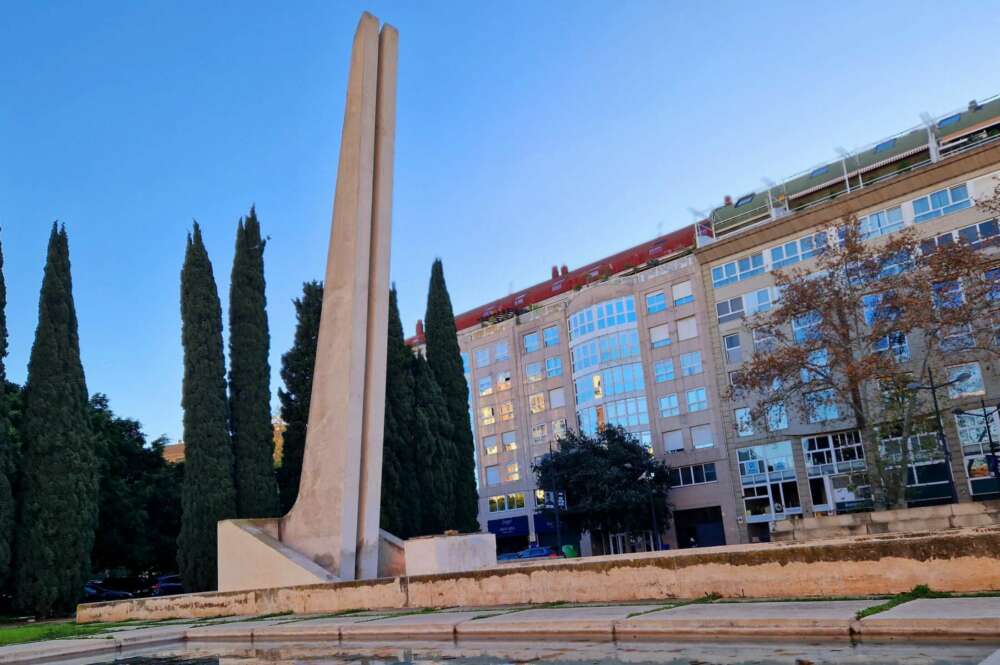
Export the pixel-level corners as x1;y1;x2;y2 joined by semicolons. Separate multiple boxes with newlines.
1;1;998;442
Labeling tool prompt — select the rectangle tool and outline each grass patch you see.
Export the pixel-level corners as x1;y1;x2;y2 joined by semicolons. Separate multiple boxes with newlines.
0;621;126;646
856;585;948;620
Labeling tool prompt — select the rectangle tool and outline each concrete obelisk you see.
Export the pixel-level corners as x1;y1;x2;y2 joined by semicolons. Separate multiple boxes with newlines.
280;12;397;581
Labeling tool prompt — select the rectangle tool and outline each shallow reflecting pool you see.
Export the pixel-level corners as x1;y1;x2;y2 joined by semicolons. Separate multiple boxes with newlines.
74;638;999;665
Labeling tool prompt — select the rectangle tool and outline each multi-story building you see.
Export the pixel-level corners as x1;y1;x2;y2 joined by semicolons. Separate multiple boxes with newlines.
410;95;1000;551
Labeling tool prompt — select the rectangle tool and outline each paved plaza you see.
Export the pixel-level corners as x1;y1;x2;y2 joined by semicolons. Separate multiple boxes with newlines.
5;596;1000;663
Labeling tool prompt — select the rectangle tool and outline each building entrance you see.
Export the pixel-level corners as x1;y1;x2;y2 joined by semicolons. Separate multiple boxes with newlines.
673;506;726;548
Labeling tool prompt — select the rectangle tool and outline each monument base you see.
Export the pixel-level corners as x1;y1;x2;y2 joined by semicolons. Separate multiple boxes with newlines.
218;520;495;592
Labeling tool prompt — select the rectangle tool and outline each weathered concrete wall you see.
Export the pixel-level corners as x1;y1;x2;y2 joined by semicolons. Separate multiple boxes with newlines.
772;501;1000;542
217;520;337;592
403;532;497;577
78;527;1000;624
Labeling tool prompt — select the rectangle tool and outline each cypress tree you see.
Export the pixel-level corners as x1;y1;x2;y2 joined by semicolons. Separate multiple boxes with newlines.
381;287;422;538
423;259;479;532
178;223;236;592
411;355;455;535
228;207;279;518
0;236;15;587
15;224;97;616
277;281;323;514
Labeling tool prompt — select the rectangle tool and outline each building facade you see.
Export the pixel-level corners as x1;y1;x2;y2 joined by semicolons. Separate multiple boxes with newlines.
423;95;1000;550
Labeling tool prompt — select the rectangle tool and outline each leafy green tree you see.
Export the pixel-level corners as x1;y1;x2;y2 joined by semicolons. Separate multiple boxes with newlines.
533;427;671;538
90;394;182;576
228;208;279;518
0;236;16;587
411;355;456;535
277;281;323;513
380;287;414;536
423;259;478;532
15;224;98;616
178;223;236;591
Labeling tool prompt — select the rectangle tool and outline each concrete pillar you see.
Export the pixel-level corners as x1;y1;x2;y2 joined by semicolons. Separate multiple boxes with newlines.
280;12;397;581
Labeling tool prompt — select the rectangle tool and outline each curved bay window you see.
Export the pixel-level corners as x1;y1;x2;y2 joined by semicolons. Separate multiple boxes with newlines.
737;441;801;523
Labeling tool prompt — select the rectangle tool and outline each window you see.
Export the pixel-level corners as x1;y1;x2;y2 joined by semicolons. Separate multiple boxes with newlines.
802;430;866;476
669;462;717;487
686;388;708;412
543;325;561;347
477;376;493;397
724;334;742;364
646;291;667;314
753;327;776;353
745;288;772;316
956;408;1000;457
766;403;789;431
523;332;541;354
488;492;525;513
501;430;517;452
529;392;546;414
531;423;546;441
711;253;765;287
691;424;714;448
549;387;566;409
728;370;744;386
672;281;694;305
873;138;896;154
957;219;1000;246
574;363;644;403
483;435;498;455
913;183;971;222
545;356;563;377
659;393;679;417
677;316;698;340
480;406;496;426
570;330;640;372
716;296;744;324
637;430;653;452
793;311;820;343
735;193;755;207
577;397;649;434
552;418;568;438
499;401;514;421
948;363;984;398
800;348;828;384
663;429;684;453
505;462;520;483
650;324;672;349
525;362;544;382
569;297;637;340
858;206;904;240
680;351;702;376
770;231;828;269
806;389;838;423
485;465;500;486
495;341;510;361
475;348;490;368
735;407;753;437
654;359;675;383
496;370;512;391
461;352;470;373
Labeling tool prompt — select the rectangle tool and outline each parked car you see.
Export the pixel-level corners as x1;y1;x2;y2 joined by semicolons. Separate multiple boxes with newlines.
83;582;132;602
497;552;521;562
515;546;562;560
152;574;184;596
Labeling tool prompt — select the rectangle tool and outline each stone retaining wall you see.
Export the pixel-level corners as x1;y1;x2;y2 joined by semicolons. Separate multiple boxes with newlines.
771;500;1000;542
77;527;1000;624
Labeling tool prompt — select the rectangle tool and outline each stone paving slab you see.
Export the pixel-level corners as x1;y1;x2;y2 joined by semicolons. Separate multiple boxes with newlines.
251;614;387;640
340;611;490;639
858;597;1000;638
184;618;295;640
616;600;881;637
457;605;663;639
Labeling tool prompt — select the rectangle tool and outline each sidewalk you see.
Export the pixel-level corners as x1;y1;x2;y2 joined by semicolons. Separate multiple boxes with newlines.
3;597;1000;663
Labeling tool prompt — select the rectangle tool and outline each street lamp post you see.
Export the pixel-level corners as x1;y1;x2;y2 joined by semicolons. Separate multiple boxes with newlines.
638;470;661;551
907;368;970;505
952;398;1000;493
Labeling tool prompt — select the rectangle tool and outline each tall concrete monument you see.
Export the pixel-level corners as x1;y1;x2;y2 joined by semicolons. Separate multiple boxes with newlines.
280;11;396;582
217;13;494;593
